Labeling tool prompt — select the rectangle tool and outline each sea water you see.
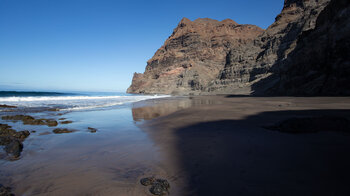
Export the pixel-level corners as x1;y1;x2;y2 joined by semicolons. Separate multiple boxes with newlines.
0;91;169;111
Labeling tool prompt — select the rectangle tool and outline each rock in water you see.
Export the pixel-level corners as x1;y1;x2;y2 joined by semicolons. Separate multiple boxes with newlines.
5;140;23;158
128;0;350;96
0;123;30;158
60;120;73;124
87;127;97;133
1;115;58;127
0;104;17;108
53;128;74;134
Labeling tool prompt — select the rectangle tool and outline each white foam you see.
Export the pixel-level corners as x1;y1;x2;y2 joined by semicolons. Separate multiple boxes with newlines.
0;95;170;111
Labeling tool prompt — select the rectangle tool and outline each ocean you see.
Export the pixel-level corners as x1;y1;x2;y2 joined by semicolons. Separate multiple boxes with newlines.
0;91;169;111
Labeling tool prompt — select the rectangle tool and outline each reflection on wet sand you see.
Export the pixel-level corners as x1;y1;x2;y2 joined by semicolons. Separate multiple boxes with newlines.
131;97;221;121
0;107;167;196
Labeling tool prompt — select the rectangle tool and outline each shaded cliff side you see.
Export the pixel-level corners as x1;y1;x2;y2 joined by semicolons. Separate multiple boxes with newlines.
268;0;350;95
128;0;349;95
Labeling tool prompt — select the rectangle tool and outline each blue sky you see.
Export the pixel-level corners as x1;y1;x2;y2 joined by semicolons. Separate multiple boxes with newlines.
0;0;283;92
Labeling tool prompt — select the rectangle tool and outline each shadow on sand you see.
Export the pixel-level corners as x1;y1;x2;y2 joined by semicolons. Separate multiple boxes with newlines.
140;109;350;196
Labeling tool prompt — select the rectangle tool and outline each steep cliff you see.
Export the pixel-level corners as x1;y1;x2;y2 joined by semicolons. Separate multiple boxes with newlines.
270;0;350;95
127;18;263;94
128;0;349;95
213;0;331;94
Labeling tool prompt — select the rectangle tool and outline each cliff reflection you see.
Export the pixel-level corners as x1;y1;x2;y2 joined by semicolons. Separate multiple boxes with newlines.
131;97;220;121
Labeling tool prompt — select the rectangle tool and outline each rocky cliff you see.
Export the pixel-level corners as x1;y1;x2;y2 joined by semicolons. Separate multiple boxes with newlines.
128;0;350;96
127;18;263;94
270;0;350;95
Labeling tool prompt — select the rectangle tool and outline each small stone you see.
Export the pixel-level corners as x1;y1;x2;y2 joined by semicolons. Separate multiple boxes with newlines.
60;120;73;124
53;128;74;134
156;179;170;189
140;177;170;195
88;127;97;133
140;177;155;186
46;119;58;127
149;182;168;196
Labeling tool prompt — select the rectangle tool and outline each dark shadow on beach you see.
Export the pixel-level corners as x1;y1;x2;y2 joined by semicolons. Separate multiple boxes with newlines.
156;109;350;195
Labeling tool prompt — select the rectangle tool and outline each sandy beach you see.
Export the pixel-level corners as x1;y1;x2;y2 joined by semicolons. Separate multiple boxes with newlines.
1;96;350;195
136;96;350;195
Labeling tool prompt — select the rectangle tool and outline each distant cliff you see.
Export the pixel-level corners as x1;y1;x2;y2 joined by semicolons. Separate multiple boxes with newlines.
127;0;350;95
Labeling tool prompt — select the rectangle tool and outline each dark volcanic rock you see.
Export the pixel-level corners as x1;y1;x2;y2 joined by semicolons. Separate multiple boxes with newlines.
0;123;30;142
128;0;349;96
140;177;155;186
0;184;14;196
2;115;58;127
5;140;23;158
53;128;74;134
60;120;73;124
0;123;30;158
0;104;16;108
140;177;170;196
265;116;350;133
87;127;97;133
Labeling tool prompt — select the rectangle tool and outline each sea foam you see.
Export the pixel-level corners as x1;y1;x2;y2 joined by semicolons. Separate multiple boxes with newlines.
0;95;170;111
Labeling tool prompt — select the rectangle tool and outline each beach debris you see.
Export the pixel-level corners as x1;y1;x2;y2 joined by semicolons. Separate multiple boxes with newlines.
2;115;58;127
53;128;74;134
60;120;73;124
0;184;14;196
0;104;17;108
88;127;97;133
0;123;30;159
264;116;350;133
140;177;170;196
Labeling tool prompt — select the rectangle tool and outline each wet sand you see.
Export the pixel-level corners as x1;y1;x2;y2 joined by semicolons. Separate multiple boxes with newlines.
1;96;350;195
137;96;350;195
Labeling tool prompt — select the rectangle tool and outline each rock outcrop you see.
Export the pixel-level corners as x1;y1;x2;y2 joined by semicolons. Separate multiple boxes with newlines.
128;0;350;96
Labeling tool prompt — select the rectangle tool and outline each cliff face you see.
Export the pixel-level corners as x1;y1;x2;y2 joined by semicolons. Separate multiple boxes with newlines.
270;0;350;95
128;0;349;95
127;18;263;94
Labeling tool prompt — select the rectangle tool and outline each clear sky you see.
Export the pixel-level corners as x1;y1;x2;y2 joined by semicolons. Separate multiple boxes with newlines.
0;0;283;92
